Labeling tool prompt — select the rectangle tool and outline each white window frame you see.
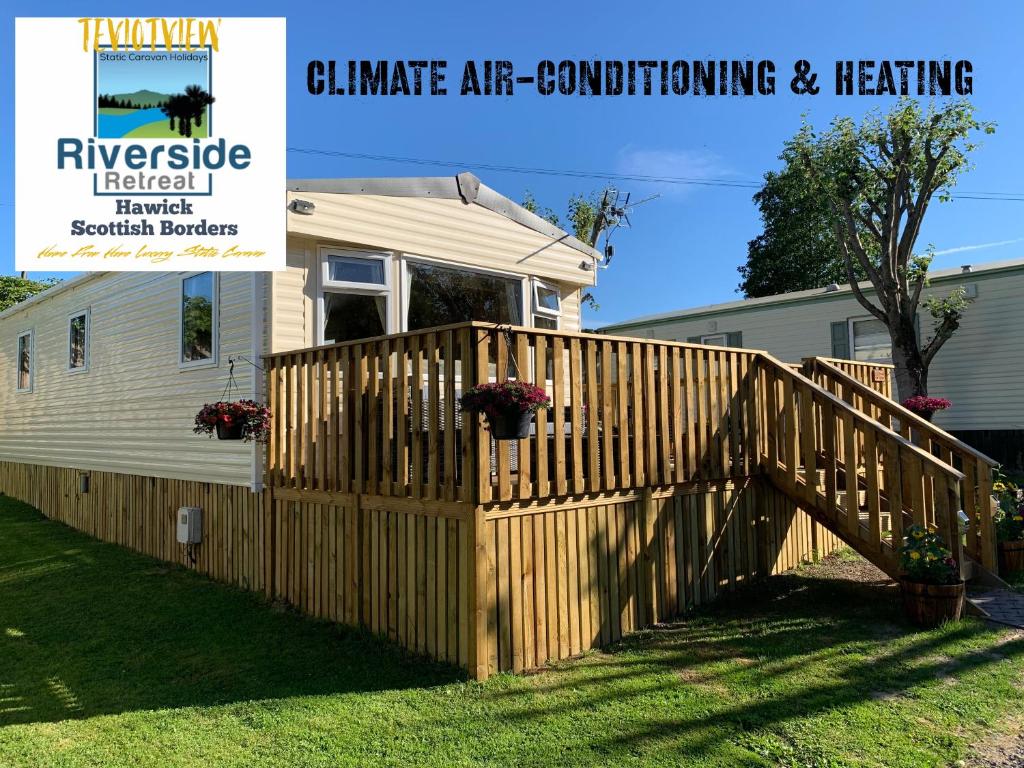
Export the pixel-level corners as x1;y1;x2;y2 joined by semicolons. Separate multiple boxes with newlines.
531;278;562;330
700;333;728;346
398;254;528;332
16;329;34;393
316;246;394;345
179;271;219;370
848;315;892;364
67;308;91;373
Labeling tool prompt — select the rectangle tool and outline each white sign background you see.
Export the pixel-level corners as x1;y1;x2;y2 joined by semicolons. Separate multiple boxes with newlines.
15;17;286;271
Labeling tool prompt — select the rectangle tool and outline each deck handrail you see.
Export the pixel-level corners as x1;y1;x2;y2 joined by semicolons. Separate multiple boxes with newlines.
802;356;998;570
804;357;998;467
760;354;965;480
756;352;966;574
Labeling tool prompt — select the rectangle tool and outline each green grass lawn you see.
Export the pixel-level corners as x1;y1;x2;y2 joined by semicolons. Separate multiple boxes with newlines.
1;495;1022;768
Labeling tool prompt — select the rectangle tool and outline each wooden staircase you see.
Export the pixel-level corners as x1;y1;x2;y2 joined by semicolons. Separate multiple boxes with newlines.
755;353;1000;582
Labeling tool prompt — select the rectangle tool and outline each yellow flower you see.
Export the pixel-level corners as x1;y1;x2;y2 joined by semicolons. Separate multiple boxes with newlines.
926;553;936;561
1014;515;1023;522
927;524;937;534
994;482;1007;492
910;551;921;560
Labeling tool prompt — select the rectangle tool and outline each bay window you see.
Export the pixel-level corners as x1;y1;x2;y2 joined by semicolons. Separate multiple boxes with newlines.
404;260;523;331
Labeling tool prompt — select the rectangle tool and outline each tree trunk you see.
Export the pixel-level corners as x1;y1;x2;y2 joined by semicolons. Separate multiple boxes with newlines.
890;319;928;403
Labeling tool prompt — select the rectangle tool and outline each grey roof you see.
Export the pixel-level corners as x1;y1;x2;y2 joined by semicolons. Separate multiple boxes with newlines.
599;257;1024;332
287;172;602;260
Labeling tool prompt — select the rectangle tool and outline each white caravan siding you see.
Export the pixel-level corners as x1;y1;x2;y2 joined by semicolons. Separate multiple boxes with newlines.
0;272;258;486
602;265;1024;433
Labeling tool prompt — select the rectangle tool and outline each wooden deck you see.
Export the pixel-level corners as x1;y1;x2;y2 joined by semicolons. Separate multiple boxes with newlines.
261;322;1000;678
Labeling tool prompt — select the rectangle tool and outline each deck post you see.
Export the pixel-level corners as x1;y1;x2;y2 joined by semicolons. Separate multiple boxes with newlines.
640;486;658;626
467;326;492;679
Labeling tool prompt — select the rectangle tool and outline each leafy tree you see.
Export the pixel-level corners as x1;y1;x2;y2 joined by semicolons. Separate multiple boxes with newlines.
739;164;865;297
0;276;60;313
522;187;613;245
789;98;993;401
522;187;615;311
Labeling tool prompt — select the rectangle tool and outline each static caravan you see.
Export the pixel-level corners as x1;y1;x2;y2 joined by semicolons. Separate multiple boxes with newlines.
4;174;1002;679
0;173;600;492
599;259;1024;469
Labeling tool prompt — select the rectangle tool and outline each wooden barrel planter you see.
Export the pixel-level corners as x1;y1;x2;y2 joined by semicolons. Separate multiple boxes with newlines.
900;578;965;628
998;540;1024;575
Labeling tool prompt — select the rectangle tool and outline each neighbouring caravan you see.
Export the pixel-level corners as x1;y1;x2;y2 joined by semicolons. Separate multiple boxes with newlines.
599;258;1024;469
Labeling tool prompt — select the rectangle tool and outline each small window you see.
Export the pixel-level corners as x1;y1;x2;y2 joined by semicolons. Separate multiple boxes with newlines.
700;333;727;346
324;293;388;344
849;317;891;363
16;330;33;392
181;272;217;366
532;279;561;330
322;249;390;291
68;309;90;372
319;247;392;344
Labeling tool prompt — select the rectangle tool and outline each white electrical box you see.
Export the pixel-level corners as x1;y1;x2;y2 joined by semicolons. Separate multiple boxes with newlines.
176;506;202;545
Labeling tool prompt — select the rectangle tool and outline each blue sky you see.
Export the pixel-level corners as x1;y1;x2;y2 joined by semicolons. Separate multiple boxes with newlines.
3;1;1022;327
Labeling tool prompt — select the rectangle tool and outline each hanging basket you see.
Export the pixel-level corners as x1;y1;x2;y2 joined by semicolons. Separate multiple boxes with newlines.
215;420;245;441
488;408;534;440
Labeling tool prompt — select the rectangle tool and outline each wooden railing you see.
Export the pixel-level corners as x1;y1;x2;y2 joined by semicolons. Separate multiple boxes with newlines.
470;326;761;504
264;322;763;505
265;322;478;503
759;353;966;574
263;326;981;578
802;356;999;571
805;357;894;399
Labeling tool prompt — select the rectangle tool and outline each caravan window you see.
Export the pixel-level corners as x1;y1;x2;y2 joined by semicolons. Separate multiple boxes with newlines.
16;330;33;392
319;248;392;343
532;279;562;330
404;261;523;331
68;310;90;372
180;272;218;366
849;317;892;363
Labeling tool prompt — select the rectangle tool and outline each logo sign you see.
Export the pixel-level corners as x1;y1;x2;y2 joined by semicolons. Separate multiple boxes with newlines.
15;17;286;271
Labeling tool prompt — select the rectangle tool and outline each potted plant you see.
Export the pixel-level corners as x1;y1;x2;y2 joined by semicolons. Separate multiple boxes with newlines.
993;474;1024;574
898;524;964;627
900;395;952;423
459;380;551;440
193;400;271;443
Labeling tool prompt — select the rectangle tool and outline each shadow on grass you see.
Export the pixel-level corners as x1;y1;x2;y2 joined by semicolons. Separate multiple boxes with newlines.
0;499;462;726
478;560;1024;760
